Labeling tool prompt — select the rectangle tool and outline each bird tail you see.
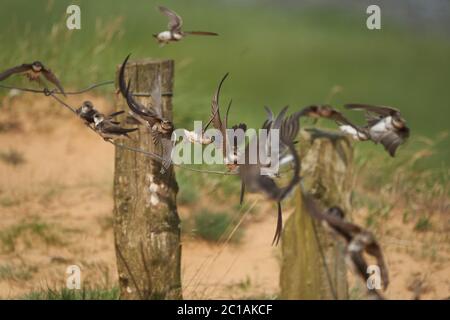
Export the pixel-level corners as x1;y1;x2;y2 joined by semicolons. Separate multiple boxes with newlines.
272;202;283;246
184;31;218;36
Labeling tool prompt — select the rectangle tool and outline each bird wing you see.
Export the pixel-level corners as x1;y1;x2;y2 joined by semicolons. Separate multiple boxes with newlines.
102;121;138;135
41;66;65;96
345;103;400;117
210;73;229;136
328;109;360;129
0;64;32;81
150;74;163;119
378;128;408;157
365;240;389;289
158;6;183;32
303;195;360;242
107;110;125;119
160;137;174;171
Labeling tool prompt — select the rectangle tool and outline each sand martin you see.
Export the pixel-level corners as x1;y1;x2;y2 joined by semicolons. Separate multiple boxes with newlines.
0;61;65;96
239;106;301;245
340;104;410;157
93;113;138;141
304;195;389;299
154;6;218;45
119;54;174;171
76;101;125;126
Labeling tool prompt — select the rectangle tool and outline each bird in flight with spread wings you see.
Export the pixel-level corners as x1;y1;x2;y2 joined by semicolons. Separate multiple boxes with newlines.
339;104;410;157
0;61;65;96
153;6;218;45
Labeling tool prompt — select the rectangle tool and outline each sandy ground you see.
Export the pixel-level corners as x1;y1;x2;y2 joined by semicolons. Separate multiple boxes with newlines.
0;93;448;299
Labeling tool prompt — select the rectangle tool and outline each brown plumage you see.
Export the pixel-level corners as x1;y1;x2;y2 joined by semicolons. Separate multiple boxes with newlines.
118;54;174;171
0;61;65;96
304;195;389;299
154;6;218;44
344;103;410;157
239;106;301;245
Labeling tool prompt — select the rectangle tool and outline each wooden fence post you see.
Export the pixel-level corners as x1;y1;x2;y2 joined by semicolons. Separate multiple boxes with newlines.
280;129;353;299
113;58;182;300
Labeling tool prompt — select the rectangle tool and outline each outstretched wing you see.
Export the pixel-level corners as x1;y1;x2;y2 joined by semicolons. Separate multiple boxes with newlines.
158;6;183;32
345;103;400;117
209;73;229;136
149;74;163;119
41;67;66;96
379;127;409;157
0;64;32;81
119;55;163;126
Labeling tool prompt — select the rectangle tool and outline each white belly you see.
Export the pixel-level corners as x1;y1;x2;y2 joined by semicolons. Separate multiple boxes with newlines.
369;117;394;141
158;31;172;41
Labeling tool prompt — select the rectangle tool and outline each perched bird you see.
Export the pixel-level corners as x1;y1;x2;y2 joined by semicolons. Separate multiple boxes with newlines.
119;54;174;171
303;195;389;299
93;113;138;141
153;6;218;45
340;104;410;157
238;106;301;245
76;101;124;125
0;61;65;96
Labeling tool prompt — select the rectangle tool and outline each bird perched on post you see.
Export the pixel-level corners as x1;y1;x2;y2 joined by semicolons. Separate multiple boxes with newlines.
339;104;410;157
76;101;125;126
118;54;174;171
303;194;389;300
0;61;65;96
153;6;218;45
93;113;138;141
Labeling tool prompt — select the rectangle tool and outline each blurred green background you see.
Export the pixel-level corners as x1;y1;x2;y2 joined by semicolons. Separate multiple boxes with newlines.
0;0;449;169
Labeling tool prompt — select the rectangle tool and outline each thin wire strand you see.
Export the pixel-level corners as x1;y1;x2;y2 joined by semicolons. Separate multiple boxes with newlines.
188;199;258;298
46;92;237;176
182;191;252;294
311;219;338;300
0;80;114;95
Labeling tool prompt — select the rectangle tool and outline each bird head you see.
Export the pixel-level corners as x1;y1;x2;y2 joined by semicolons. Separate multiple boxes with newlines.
81;101;94;113
161;119;173;132
392;116;406;129
93;113;105;125
31;61;44;72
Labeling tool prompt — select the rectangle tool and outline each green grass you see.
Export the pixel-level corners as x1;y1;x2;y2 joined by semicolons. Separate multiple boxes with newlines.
21;287;119;300
0;218;66;253
0;0;448;169
192;209;243;243
414;216;432;232
0;264;38;281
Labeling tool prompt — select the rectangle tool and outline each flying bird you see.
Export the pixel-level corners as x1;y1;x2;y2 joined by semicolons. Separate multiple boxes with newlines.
76;101;124;125
0;61;65;96
119;54;174;171
93;113;138;141
153;6;218;45
303;195;389;299
340;104;410;157
238;106;301;245
204;73;247;172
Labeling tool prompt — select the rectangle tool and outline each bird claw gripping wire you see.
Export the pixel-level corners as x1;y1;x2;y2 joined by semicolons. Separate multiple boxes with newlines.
43;88;55;96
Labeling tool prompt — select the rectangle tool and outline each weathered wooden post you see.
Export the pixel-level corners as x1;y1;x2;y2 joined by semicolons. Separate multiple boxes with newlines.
113;58;182;299
280;129;353;299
